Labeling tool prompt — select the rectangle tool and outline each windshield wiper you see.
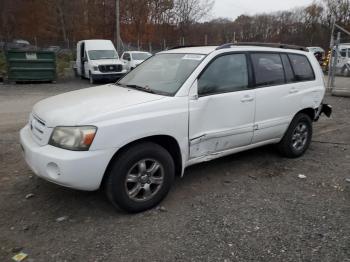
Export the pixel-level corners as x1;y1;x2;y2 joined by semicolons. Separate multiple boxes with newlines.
125;84;156;94
117;83;171;96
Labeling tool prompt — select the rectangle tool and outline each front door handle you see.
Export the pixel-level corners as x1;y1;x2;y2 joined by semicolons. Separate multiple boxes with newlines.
289;88;299;94
241;95;254;102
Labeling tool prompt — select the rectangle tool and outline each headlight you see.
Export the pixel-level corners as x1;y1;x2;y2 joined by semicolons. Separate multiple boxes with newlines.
49;126;97;151
93;66;99;71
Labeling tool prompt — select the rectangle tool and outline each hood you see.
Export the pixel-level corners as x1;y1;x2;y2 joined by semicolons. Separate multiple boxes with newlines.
33;84;165;127
91;59;123;66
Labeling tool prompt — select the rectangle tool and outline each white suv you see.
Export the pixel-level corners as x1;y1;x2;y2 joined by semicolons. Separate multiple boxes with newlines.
20;43;332;213
121;51;152;71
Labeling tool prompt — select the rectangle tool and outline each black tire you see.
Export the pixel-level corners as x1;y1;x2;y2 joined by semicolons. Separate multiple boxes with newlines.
277;113;313;158
89;72;95;84
74;68;79;77
105;142;175;213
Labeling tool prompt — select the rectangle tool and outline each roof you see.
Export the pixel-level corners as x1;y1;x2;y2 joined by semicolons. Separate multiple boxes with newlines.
82;39;115;50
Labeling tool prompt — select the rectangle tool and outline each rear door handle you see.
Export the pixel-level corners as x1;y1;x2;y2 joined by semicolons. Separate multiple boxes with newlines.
241;95;254;102
289;88;299;94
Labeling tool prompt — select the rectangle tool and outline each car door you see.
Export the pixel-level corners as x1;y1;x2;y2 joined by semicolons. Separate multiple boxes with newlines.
84;51;90;77
189;53;256;159
252;53;316;143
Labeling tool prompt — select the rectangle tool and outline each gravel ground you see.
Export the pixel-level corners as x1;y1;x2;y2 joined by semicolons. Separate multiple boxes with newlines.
0;79;349;262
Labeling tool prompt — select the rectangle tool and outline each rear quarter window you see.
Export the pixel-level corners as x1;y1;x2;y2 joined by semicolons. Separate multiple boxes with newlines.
288;54;315;81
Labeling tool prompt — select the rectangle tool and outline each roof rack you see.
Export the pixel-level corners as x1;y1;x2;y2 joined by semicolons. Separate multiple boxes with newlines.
216;42;309;52
169;45;203;50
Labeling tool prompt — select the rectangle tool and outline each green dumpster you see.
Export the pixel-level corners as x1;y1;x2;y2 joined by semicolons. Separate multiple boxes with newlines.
6;50;56;82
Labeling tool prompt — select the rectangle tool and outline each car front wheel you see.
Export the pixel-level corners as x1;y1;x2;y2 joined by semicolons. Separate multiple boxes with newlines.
277;113;313;158
105;142;175;213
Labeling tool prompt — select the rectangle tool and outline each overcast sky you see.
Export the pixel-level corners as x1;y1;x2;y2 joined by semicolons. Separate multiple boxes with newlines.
212;0;314;20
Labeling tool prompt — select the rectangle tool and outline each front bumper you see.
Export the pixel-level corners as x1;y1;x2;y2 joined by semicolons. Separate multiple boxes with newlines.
91;72;126;81
20;125;117;191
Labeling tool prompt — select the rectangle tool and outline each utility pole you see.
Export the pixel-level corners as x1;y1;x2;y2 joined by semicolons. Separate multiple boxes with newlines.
327;19;335;89
115;0;120;54
330;32;341;89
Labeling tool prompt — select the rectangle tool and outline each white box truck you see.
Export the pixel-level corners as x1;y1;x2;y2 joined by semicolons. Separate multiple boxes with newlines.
336;43;350;77
76;39;127;83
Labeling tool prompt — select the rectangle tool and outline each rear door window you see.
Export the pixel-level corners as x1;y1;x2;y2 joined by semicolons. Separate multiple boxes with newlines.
288;54;315;81
251;53;285;87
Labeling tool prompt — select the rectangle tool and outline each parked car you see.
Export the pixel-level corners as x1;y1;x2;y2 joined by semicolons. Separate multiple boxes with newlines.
13;39;30;46
7;39;35;51
335;43;350;77
121;51;152;71
20;43;331;213
46;46;61;53
307;46;326;55
75;39;127;84
307;46;325;66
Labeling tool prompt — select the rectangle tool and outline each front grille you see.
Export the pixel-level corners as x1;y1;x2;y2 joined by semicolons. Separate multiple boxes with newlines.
99;64;123;73
29;113;51;145
30;114;46;141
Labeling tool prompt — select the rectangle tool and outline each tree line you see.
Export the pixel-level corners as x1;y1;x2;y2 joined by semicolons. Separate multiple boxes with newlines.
0;0;349;50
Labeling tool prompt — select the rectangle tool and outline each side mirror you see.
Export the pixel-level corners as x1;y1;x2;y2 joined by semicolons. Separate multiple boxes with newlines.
127;57;131;61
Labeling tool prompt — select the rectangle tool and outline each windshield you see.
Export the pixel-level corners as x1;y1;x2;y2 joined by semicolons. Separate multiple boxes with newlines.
132;53;152;60
88;50;118;60
118;53;205;96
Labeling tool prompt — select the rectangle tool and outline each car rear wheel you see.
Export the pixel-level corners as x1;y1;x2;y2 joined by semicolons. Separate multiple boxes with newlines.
277;113;313;158
343;66;350;77
105;142;175;213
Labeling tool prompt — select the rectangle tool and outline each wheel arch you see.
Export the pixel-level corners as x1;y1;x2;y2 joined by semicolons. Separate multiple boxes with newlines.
297;107;316;121
101;135;183;189
280;107;316;142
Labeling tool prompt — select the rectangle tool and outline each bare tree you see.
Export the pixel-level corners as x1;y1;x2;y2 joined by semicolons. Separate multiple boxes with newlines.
174;0;214;39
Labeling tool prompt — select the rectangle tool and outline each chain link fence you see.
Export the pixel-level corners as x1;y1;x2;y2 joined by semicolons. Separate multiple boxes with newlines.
327;24;350;97
0;36;223;82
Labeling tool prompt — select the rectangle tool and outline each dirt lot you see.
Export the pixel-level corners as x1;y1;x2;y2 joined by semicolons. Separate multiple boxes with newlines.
0;79;349;262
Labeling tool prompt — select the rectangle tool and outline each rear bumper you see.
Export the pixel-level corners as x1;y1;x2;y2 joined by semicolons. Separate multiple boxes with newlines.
20;125;117;191
315;103;332;121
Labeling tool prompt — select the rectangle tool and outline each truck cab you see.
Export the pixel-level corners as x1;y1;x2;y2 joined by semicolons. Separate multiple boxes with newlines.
336;44;350;77
76;40;127;84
